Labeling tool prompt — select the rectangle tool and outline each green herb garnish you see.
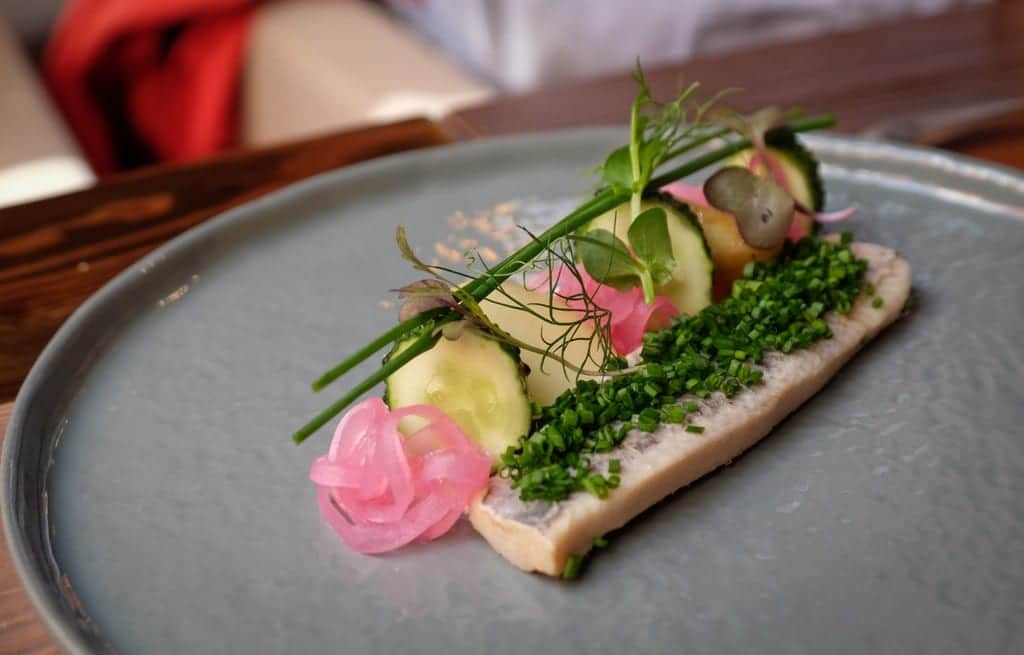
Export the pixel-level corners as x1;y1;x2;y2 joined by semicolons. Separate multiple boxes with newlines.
580;67;725;302
562;555;584;580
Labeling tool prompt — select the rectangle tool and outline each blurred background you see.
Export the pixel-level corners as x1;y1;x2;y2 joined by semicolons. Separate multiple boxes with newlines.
0;0;1001;209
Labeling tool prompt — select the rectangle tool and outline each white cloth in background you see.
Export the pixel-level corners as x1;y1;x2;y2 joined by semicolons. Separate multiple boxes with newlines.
0;157;94;210
0;11;94;209
388;0;991;92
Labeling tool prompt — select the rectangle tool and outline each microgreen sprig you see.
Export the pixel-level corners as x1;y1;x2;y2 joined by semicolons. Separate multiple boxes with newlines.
585;65;729;303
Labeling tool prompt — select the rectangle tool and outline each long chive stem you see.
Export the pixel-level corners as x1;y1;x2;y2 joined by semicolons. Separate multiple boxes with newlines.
296;114;836;442
293;330;442;444
310;115;833;390
311;308;445;392
459;191;627;300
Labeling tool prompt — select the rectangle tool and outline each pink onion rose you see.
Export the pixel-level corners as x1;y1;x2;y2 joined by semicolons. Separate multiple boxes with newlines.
310;398;491;554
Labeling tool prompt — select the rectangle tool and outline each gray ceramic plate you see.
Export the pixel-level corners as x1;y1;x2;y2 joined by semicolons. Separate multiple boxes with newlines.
4;129;1024;654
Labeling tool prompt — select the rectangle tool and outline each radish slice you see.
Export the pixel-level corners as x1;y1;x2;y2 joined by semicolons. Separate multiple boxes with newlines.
535;264;678;355
749;151;858;227
310;398;491;554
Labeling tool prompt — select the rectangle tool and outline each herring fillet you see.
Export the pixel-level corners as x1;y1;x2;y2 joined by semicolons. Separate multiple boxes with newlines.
468;242;912;576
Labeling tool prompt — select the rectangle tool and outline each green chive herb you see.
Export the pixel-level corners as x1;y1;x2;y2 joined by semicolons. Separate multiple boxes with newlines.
563;555;583;580
872;297;884;309
686;425;705;434
499;238;868;502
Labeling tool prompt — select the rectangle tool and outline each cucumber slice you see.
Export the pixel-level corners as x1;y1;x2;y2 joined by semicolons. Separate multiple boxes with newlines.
580;195;713;315
480;282;607;406
722;128;824;211
384;328;531;460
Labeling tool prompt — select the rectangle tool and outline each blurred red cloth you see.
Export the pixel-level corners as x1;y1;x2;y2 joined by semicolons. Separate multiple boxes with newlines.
44;0;255;174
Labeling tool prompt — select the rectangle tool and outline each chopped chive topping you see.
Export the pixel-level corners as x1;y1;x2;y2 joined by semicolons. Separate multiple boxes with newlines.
872;296;884;309
593;536;609;548
661;405;686;423
864;283;876;296
686;425;705;434
562;555;583;580
608;459;621;474
499;238;868;503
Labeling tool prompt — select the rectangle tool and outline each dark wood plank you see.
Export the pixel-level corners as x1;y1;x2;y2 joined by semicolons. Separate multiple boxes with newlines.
941;110;1024;169
447;3;1024;140
0;118;451;403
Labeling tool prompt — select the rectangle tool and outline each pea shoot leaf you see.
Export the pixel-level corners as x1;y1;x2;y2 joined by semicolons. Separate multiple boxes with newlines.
572;229;642;290
638;138;667;184
627;207;675;286
600;146;633;190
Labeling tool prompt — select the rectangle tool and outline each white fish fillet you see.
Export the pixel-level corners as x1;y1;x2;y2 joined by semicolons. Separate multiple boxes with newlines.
468;242;912;576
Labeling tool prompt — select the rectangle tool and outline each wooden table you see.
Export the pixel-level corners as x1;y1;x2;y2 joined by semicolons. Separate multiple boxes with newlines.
3;3;1023;652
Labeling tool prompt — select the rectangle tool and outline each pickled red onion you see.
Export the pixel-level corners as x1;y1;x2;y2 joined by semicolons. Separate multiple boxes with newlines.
807;206;858;223
787;215;810;241
309;398;491;554
533;265;678;355
659;182;707;207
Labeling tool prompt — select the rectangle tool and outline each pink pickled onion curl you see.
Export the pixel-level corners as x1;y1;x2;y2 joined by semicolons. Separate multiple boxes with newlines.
309;398;491;554
660;182;707;207
530;265;678;356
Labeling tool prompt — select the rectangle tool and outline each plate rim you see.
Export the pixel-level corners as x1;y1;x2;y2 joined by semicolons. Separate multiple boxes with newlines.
4;126;1024;652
